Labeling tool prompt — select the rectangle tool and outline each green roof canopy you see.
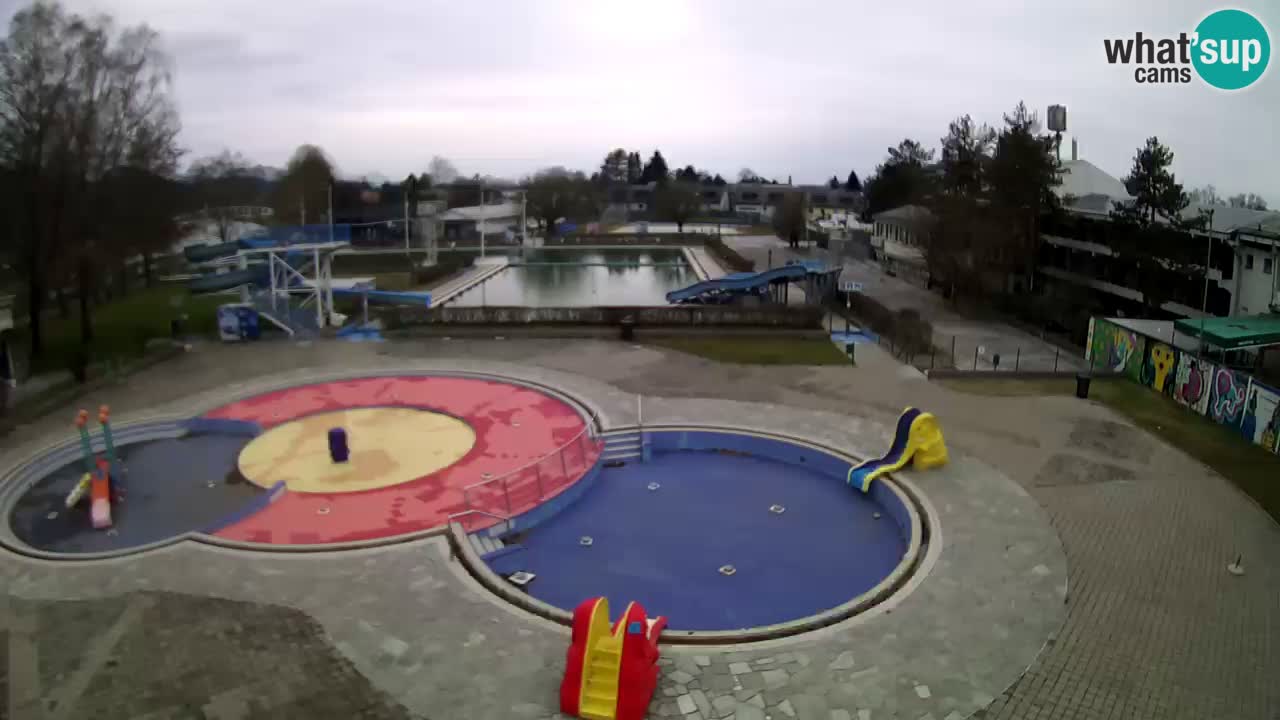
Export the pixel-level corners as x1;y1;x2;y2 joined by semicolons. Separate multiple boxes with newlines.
1174;314;1280;350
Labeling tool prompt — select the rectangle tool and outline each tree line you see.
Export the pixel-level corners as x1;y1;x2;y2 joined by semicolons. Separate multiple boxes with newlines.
0;1;182;364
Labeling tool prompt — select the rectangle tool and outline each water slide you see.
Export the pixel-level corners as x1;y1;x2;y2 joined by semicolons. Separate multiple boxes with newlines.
561;597;666;720
329;288;432;306
664;263;809;304
846;407;949;492
187;266;268;294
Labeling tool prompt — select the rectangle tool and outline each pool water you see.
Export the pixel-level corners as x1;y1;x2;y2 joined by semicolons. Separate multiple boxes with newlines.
442;249;695;307
486;447;909;631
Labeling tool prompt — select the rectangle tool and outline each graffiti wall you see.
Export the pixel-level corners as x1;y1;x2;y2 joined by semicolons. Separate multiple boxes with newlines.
1089;319;1146;381
1172;354;1213;416
1240;381;1280;454
1141;341;1179;396
1089;317;1280;455
1207;367;1250;428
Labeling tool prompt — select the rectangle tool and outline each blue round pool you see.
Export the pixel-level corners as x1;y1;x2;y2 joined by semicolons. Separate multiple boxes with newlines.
485;429;919;632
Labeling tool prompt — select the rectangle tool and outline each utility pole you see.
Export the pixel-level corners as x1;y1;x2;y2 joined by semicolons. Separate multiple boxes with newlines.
327;181;334;244
520;190;527;246
404;191;410;254
1199;208;1214;358
479;184;486;258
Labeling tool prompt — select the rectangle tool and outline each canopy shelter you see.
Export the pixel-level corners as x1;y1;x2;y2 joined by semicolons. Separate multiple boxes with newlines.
1174;314;1280;351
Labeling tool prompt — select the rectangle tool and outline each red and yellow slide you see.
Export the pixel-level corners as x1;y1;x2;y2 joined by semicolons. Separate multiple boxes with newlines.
560;597;667;720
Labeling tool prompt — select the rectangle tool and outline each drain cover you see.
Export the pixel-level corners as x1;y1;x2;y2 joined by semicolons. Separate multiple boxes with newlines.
647;482;661;491
769;504;786;514
579;536;594;547
718;565;737;576
873;511;882;520
317;507;331;516
508;571;536;586
46;511;58;520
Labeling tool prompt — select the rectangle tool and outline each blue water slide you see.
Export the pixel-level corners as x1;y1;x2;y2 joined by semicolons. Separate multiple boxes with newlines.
330;288;432;307
187;266;268;293
665;264;809;303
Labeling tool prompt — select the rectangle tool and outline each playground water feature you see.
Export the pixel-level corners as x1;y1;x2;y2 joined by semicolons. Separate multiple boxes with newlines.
440;248;695;307
483;429;920;632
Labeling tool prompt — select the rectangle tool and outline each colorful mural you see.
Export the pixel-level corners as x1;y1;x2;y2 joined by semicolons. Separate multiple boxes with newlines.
1173;354;1213;416
1142;342;1179;395
1240;381;1280;454
1207;368;1249;427
1089;319;1145;380
1088;316;1280;455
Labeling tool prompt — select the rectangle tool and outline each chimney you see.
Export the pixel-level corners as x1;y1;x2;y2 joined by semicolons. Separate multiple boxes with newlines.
1071;138;1079;161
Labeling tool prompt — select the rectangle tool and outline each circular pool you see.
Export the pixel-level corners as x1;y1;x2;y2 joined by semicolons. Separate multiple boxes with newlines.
481;429;922;635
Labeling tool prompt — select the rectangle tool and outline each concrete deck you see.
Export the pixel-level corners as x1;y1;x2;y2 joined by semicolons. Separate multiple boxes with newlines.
0;337;1275;720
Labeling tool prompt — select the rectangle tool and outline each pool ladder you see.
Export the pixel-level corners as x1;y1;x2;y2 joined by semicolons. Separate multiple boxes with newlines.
600;430;643;464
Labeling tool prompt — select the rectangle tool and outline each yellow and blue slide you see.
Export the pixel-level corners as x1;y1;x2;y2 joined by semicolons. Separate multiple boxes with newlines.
847;407;948;492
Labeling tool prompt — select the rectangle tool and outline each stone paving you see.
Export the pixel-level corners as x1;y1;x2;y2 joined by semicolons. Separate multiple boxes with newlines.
0;337;1277;719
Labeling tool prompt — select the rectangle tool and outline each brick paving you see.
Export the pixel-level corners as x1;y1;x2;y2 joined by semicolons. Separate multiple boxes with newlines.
0;337;1276;719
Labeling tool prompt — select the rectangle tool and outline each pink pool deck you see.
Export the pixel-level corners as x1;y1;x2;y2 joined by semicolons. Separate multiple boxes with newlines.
202;376;599;545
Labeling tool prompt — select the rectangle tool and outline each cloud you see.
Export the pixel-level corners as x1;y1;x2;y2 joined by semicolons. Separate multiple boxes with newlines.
7;0;1275;200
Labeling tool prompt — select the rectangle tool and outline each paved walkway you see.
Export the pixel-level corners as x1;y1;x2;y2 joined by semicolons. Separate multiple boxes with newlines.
0;338;1276;720
724;236;1082;372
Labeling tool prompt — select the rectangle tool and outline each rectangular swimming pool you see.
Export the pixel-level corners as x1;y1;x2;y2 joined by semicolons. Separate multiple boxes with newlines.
441;248;695;307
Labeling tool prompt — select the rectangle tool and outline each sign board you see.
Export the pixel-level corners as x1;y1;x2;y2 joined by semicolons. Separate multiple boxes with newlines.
840;281;864;293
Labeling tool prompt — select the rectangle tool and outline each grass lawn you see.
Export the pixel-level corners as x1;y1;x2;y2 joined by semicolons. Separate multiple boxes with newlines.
32;284;225;373
644;336;849;365
940;376;1280;523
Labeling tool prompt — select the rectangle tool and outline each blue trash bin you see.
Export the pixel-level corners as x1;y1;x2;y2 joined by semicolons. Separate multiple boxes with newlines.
217;304;260;342
235;306;260;340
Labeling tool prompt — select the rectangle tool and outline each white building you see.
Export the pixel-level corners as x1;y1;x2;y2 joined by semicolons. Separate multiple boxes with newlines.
870;205;933;286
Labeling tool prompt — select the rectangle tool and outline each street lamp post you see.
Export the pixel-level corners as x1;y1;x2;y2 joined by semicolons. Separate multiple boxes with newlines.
1199;208;1215;358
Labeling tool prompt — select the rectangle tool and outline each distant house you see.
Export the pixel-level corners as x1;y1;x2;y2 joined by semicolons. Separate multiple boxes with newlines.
438;202;523;242
1038;149;1280;320
603;182;863;221
870;205;933;286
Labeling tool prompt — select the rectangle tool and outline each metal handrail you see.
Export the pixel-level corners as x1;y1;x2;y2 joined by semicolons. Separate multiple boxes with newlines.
447;509;510;523
459;422;602;519
460;424;594;495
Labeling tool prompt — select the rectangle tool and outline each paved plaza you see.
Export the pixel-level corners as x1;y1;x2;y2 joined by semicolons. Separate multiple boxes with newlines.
1;337;1277;720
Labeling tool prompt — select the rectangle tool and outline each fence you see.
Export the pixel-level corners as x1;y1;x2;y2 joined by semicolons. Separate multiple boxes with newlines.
452;425;603;532
827;296;1085;374
1087;317;1280;455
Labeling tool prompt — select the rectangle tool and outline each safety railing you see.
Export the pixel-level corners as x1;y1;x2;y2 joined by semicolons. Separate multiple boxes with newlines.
455;424;603;533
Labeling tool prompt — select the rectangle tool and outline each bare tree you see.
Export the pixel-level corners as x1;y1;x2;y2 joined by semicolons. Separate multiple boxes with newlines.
772;192;806;248
1188;184;1222;206
656;182;702;233
427;155;459;185
600;148;628;184
1228;192;1269;211
0;1;182;359
273;145;335;226
190;150;258;243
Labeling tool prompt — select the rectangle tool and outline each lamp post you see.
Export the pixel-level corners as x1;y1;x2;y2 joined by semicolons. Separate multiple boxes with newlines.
1199;208;1214;358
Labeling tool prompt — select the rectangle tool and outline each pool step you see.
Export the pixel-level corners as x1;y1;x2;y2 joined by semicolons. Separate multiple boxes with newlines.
601;432;643;464
468;533;507;558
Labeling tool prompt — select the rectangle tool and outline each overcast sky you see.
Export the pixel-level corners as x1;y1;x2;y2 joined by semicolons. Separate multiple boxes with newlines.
5;0;1278;201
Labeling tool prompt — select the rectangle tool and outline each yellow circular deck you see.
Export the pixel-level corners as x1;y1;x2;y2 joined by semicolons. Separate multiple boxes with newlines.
237;408;476;494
